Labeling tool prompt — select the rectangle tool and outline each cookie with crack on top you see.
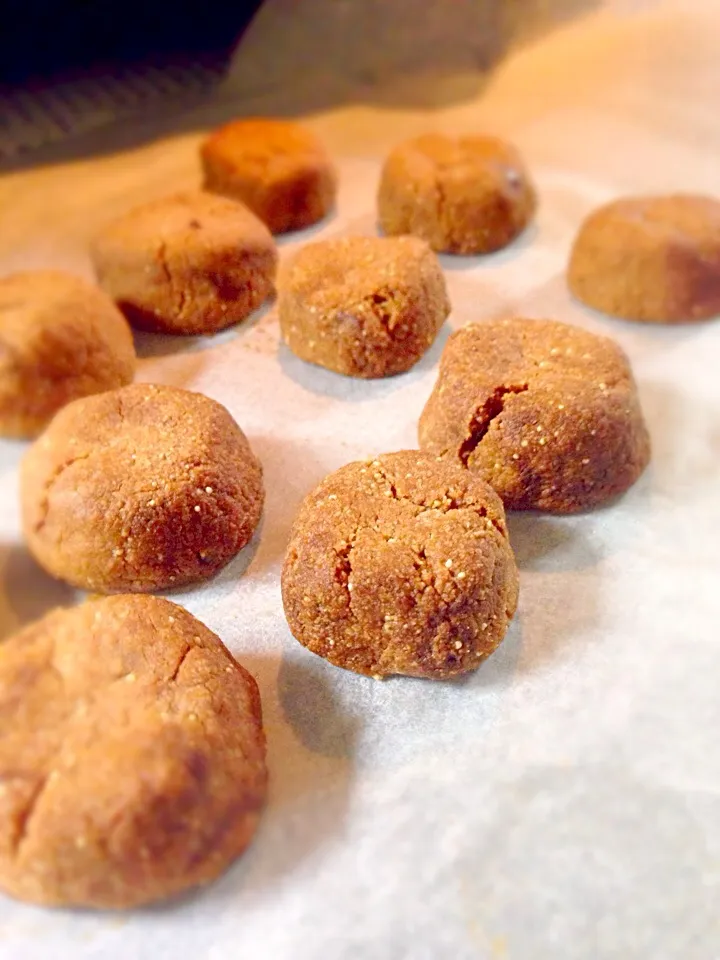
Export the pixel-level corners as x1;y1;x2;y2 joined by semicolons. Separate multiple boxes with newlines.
0;270;135;438
0;594;267;909
277;235;450;378
201;118;337;234
378;133;536;255
281;450;519;680
90;190;277;335
568;194;720;323
21;382;264;593
419;317;650;513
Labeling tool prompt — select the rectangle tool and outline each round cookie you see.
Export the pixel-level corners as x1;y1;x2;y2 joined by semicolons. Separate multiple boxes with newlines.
419;317;651;513
21;383;264;593
0;270;135;439
0;595;267;909
282;451;519;680
377;133;537;255
277;235;450;378
568;194;720;323
201;118;337;234
90;191;277;335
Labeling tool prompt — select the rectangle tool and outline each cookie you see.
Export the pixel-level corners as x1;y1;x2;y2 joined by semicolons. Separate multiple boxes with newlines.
0;271;135;439
568;194;720;323
201;118;337;234
0;595;267;909
419;318;650;513
377;133;536;255
281;451;519;680
90;191;277;335
21;383;264;593
277;235;450;378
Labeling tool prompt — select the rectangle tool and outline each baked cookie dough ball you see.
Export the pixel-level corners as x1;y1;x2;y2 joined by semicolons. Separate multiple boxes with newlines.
21;383;264;593
0;595;267;909
419;318;650;513
201;118;337;234
378;134;537;255
90;191;277;335
0;270;135;439
278;235;450;378
282;451;519;680
568;194;720;323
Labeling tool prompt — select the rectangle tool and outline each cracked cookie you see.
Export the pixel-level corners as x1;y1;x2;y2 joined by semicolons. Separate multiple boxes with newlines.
568;194;720;323
0;270;135;439
281;450;519;679
377;133;536;255
0;594;267;908
419;317;650;513
90;191;277;335
277;235;450;378
21;383;264;593
201;118;337;234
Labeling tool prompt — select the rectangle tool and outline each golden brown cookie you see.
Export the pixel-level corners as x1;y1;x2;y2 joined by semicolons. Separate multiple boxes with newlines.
0;595;267;909
201;118;337;234
568;194;720;323
90;191;277;335
377;134;537;255
277;235;450;378
282;451;519;680
21;383;264;593
0;270;135;439
419;318;650;513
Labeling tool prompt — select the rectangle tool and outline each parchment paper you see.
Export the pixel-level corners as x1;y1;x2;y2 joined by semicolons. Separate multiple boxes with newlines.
0;2;719;957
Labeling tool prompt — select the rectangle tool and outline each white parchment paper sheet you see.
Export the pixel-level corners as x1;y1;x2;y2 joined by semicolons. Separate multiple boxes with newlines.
0;2;718;957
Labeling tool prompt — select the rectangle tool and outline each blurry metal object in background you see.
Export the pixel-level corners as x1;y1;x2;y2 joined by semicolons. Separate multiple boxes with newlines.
0;0;263;161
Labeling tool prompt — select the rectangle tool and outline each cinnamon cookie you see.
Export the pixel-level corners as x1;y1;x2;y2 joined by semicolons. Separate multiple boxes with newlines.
419;318;650;513
568;194;720;323
21;383;264;593
378;134;536;254
0;270;135;439
201;118;337;234
91;191;277;335
277;235;450;378
282;451;519;680
0;595;267;908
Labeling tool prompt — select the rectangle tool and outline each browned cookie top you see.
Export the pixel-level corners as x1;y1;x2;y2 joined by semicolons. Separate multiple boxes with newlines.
282;450;519;680
278;235;450;378
419;318;650;513
568;194;720;323
0;270;135;438
378;133;536;254
21;383;264;593
0;595;267;909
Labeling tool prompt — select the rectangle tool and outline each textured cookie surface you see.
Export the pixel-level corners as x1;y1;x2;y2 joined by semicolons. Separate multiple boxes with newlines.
201;118;337;234
282;450;519;679
378;134;536;254
0;270;135;438
21;383;264;592
278;235;450;378
568;194;720;323
91;191;277;335
419;318;650;513
0;595;267;909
